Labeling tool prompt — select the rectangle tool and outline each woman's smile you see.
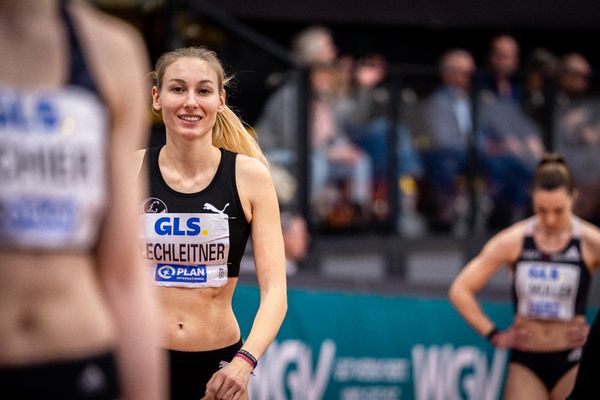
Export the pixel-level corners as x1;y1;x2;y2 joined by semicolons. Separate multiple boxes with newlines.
178;114;202;123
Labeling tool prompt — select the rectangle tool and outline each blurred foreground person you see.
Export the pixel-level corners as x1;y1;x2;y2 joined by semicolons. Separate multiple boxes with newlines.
0;0;165;399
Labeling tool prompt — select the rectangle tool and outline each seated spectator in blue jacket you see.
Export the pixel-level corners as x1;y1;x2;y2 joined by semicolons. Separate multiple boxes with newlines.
475;35;546;230
414;49;475;233
477;96;545;230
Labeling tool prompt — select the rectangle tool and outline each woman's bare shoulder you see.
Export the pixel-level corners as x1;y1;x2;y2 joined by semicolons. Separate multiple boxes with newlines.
479;219;528;262
235;154;272;183
581;218;600;238
580;219;600;259
490;219;528;246
235;154;276;211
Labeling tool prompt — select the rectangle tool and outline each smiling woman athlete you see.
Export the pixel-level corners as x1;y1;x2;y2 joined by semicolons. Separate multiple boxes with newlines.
138;46;287;400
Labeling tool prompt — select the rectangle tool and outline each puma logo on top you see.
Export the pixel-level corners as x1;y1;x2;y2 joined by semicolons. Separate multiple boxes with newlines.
203;202;229;215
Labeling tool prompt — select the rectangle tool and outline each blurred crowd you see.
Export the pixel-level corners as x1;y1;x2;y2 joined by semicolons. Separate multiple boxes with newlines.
253;26;600;246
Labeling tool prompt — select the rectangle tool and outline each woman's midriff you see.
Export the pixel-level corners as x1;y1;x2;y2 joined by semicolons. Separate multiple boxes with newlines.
514;314;588;351
0;252;116;366
157;279;240;351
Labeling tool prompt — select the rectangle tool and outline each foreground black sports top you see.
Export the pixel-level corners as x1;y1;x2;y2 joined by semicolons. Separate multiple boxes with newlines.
511;217;591;321
0;3;108;251
140;146;251;287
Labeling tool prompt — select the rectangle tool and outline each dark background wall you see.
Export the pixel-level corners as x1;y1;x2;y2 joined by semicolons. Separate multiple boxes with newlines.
200;0;600;31
99;1;600;124
179;0;600;123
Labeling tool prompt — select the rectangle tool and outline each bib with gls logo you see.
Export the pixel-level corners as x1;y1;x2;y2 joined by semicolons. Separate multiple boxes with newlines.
512;216;591;321
141;211;231;288
514;261;580;320
0;86;108;250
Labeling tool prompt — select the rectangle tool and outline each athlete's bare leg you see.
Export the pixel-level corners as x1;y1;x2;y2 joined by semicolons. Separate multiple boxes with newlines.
551;365;578;400
503;363;549;400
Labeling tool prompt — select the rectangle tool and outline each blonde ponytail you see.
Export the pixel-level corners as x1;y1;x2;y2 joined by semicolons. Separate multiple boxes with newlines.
214;106;268;166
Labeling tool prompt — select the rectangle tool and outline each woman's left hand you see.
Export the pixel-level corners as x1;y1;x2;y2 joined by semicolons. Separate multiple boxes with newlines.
203;358;252;400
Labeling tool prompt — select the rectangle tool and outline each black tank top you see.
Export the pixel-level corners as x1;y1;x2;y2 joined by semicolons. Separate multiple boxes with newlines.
511;217;591;321
0;3;108;251
140;146;251;287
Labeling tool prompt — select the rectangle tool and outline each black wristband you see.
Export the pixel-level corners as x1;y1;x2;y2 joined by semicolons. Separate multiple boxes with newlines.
485;326;499;341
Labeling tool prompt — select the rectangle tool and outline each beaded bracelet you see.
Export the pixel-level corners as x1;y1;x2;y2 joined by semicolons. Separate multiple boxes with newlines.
235;349;258;370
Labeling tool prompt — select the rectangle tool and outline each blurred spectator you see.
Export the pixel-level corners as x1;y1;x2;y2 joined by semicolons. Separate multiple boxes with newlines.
414;49;475;234
522;47;559;136
343;54;422;178
337;53;423;225
476;34;523;104
555;52;592;108
281;211;311;276
475;35;545;230
291;25;338;66
554;53;600;225
310;63;374;229
477;99;545;230
255;26;338;162
255;26;373;230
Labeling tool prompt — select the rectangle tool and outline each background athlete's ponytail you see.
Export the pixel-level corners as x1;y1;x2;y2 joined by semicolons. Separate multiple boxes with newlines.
532;152;575;193
151;46;268;165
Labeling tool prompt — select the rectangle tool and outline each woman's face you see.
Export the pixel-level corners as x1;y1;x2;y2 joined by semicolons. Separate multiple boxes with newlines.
532;187;573;232
152;57;224;141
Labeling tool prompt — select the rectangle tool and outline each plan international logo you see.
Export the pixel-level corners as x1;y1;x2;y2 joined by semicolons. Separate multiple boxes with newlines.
156;264;207;283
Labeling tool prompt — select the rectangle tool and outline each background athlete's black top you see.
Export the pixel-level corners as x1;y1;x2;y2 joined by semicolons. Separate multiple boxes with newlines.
511;223;591;317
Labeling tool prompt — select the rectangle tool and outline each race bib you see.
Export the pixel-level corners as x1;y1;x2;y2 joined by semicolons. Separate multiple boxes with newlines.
514;261;580;320
0;86;107;249
141;212;231;288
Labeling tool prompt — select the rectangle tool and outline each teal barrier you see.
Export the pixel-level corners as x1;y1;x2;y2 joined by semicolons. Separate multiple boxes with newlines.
233;284;519;400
